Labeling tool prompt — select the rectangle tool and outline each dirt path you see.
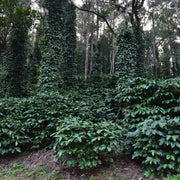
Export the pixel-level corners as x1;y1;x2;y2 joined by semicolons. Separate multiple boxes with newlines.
0;150;163;180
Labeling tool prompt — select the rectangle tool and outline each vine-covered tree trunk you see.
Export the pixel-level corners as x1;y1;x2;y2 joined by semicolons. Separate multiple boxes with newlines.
61;2;76;88
7;6;32;97
91;42;103;84
130;0;146;77
38;0;64;92
115;27;137;86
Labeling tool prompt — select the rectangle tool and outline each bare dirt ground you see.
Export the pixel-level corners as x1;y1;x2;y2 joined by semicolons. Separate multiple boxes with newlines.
0;150;163;180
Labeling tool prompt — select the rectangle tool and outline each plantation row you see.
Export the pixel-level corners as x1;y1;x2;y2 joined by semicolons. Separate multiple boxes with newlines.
0;77;180;179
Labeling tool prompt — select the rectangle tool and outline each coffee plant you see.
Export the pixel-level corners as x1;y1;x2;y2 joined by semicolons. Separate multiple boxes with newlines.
53;117;122;169
0;88;117;154
129;116;180;179
115;77;180;178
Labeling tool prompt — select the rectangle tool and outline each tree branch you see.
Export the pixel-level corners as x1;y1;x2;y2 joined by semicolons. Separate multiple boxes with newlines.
70;0;116;35
131;0;145;27
137;0;145;9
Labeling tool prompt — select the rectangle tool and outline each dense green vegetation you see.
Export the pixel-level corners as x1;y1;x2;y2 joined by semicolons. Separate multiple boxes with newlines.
116;77;180;178
53;117;122;169
0;0;179;179
0;78;179;178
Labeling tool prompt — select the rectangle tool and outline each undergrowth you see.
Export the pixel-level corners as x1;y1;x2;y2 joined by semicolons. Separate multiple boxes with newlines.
0;77;179;178
115;77;180;178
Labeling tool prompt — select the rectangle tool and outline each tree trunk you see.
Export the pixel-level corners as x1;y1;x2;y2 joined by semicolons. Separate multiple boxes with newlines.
110;18;115;74
90;14;94;74
166;1;178;76
173;0;180;32
96;0;99;40
85;11;90;81
152;13;158;78
169;35;177;75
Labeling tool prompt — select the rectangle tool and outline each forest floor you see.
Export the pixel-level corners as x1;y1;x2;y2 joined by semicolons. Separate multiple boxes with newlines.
0;150;163;180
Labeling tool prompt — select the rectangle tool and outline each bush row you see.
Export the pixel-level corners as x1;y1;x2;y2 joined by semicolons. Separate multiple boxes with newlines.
115;77;180;178
0;77;179;177
0;89;120;168
53;117;122;169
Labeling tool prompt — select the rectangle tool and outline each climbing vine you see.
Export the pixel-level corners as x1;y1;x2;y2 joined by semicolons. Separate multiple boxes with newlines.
38;0;76;91
38;0;64;92
61;2;76;88
6;6;33;97
115;27;137;86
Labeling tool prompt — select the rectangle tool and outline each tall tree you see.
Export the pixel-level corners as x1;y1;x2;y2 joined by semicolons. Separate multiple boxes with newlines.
6;4;33;97
85;10;90;82
72;0;146;78
38;0;64;92
147;0;180;77
28;25;42;84
91;42;103;84
115;27;137;86
129;0;146;77
151;12;158;78
61;1;76;87
0;0;14;59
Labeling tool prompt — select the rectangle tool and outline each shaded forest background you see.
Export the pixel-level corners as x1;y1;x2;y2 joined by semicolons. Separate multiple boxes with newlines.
0;0;179;96
0;0;180;179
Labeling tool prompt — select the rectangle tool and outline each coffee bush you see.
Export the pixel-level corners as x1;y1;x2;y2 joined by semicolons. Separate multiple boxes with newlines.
53;117;122;169
129;116;180;179
115;77;180;178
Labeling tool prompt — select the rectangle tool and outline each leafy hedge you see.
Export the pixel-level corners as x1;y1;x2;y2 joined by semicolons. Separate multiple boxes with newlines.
115;77;180;178
115;77;180;132
0;89;117;155
0;93;62;154
53;117;122;169
129;116;180;179
0;116;30;155
0;77;179;176
164;174;180;180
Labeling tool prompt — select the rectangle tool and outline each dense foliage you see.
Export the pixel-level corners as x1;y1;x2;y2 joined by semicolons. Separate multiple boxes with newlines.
61;2;76;87
0;77;179;178
53;117;122;169
6;6;33;97
130;116;180;178
115;27;137;85
0;88;117;154
38;0;64;92
91;42;103;84
133;26;145;77
115;77;180;178
0;0;180;179
116;77;180;131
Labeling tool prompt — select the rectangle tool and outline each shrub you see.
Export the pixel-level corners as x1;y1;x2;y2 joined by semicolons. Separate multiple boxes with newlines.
128;116;180;179
0;89;118;155
18;92;66;149
115;77;180;178
53;117;122;169
164;174;180;180
0;97;30;155
0;92;66;154
115;77;180;132
0;117;30;155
